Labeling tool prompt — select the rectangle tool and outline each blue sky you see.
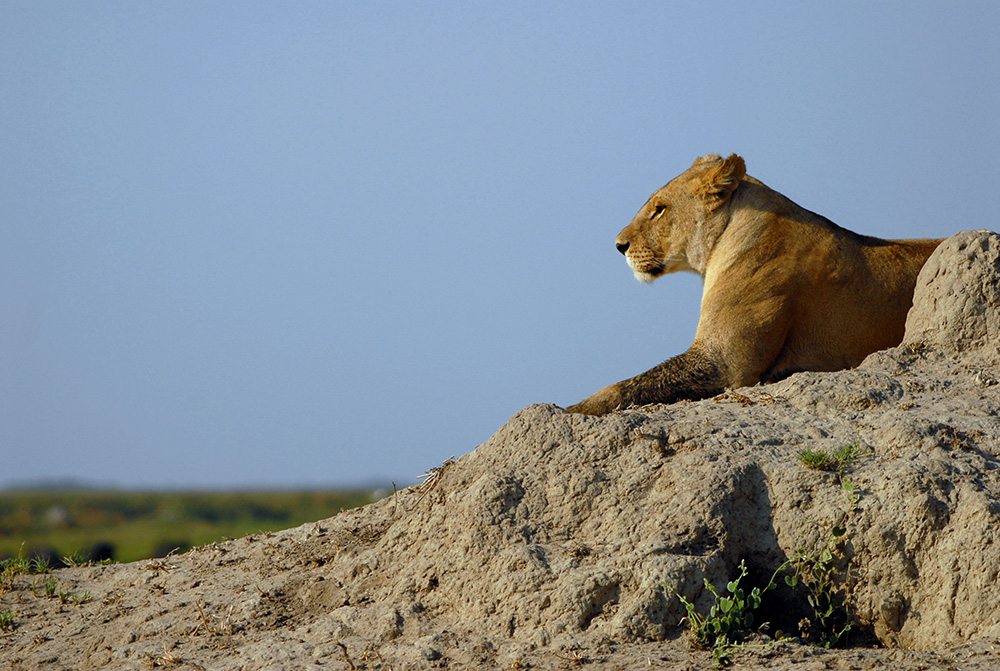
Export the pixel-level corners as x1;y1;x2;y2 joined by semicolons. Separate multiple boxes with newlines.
2;2;998;489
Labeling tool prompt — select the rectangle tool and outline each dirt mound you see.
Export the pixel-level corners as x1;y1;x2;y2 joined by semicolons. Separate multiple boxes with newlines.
905;228;1000;357
2;231;999;670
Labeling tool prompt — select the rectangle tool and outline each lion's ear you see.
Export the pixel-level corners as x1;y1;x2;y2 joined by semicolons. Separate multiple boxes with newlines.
692;154;722;167
694;154;746;203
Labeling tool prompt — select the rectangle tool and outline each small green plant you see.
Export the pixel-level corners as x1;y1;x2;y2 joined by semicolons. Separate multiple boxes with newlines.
29;556;52;574
35;576;59;599
665;520;857;665
784;525;853;647
797;442;863;475
61;551;90;568
2;550;56;595
1;555;31;574
797;448;834;470
841;478;861;510
664;560;773;666
790;443;862;645
1;553;32;590
0;609;15;632
662;446;863;660
31;577;90;606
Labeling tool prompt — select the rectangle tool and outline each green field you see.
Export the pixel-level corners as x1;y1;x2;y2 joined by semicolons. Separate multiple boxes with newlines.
0;488;382;565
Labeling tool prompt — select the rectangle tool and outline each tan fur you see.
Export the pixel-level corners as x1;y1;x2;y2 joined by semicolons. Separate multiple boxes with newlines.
567;154;943;415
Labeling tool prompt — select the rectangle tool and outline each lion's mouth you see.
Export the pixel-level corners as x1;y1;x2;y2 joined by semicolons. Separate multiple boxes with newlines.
627;257;666;283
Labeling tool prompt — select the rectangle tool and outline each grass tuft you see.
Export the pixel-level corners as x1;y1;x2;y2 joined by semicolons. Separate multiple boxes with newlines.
797;443;864;475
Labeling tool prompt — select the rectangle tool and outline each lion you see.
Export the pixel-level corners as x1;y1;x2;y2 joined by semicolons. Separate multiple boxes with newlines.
567;153;943;415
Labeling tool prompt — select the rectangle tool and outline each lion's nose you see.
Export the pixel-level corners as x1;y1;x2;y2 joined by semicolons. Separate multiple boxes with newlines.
615;241;629;255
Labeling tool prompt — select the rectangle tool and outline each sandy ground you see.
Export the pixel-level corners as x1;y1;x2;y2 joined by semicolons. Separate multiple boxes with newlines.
1;521;1000;670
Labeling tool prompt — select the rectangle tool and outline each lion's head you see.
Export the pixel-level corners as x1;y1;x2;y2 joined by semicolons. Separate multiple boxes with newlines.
616;154;746;282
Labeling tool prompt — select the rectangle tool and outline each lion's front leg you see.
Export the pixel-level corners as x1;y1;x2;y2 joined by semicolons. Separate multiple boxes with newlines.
566;346;726;416
566;382;626;415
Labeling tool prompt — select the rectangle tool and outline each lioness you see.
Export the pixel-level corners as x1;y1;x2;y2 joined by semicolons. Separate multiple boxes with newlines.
567;153;942;416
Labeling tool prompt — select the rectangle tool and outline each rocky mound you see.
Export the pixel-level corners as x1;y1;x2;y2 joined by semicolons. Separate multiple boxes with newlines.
2;230;999;671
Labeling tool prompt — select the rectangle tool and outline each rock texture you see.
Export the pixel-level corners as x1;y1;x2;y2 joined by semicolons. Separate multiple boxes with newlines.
905;228;1000;357
1;230;999;670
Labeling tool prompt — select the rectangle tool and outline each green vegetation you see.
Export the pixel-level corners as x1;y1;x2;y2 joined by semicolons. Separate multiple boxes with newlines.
783;524;853;647
666;539;855;666
0;609;15;632
666;559;767;666
1;554;33;594
36;576;58;599
665;518;857;665
665;447;866;665
0;488;381;564
33;576;90;605
2;550;90;608
797;442;864;475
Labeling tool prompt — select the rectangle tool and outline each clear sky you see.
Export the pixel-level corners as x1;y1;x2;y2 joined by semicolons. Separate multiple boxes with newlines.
2;2;998;490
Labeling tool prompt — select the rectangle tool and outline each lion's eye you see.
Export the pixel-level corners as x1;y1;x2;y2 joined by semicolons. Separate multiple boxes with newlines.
652;205;667;218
